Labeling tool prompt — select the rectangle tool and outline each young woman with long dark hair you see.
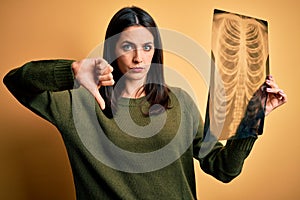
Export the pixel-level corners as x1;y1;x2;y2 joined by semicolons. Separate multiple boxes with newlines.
3;6;287;200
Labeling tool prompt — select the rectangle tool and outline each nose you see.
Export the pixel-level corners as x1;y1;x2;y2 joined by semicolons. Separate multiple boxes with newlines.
133;49;143;63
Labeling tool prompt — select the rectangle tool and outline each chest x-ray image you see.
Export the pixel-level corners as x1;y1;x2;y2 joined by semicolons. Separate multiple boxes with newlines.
206;9;269;140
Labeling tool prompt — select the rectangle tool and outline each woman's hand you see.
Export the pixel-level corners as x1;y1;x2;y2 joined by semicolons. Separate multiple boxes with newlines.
264;75;287;116
72;58;114;110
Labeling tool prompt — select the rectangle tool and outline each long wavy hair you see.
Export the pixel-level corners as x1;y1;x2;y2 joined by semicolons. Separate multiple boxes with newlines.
100;6;170;117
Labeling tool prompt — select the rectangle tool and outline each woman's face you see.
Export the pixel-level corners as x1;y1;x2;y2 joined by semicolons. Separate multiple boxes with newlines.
115;25;155;82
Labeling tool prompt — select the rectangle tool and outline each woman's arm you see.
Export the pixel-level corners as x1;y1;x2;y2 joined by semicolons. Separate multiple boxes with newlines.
3;60;75;103
193;115;257;183
3;60;77;124
4;58;114;109
196;134;257;183
193;76;287;183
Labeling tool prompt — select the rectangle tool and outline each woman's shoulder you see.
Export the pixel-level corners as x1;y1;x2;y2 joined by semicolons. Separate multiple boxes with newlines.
168;86;194;101
168;86;201;118
168;86;198;108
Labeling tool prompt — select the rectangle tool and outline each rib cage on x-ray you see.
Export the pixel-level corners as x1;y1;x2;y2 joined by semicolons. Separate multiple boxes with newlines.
210;11;269;139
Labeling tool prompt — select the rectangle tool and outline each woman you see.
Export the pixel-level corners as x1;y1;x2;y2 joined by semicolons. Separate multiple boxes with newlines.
3;6;287;200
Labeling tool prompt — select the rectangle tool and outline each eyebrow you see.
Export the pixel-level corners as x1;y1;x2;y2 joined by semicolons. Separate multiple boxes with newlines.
121;40;154;45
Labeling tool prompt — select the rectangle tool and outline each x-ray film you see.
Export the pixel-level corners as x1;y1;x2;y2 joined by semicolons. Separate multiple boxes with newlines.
206;9;269;140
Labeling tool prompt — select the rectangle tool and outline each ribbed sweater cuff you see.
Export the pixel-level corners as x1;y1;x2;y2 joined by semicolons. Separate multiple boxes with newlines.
226;136;257;152
54;60;75;90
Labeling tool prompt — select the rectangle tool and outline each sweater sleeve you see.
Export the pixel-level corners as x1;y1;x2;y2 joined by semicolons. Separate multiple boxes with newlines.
3;59;75;124
195;134;257;183
181;89;258;183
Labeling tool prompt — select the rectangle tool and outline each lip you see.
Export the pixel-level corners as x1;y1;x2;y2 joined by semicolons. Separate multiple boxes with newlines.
129;67;144;73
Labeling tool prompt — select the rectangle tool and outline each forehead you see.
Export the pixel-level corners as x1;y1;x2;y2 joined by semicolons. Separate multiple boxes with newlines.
118;26;154;43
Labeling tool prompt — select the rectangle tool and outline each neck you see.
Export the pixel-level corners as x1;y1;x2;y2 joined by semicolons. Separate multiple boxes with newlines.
121;78;146;98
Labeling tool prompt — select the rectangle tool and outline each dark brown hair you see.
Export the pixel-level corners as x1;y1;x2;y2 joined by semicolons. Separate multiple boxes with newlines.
100;6;170;117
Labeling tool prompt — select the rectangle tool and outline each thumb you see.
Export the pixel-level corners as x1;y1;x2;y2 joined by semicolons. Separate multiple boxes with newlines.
92;88;106;110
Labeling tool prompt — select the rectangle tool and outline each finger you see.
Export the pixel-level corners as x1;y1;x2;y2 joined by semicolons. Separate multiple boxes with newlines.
267;88;288;102
94;58;110;70
266;79;278;89
266;87;282;94
101;65;114;75
98;73;113;82
267;74;274;81
96;64;113;76
101;79;115;86
92;88;106;110
95;58;108;67
94;58;108;74
107;65;114;73
96;72;114;88
278;90;288;102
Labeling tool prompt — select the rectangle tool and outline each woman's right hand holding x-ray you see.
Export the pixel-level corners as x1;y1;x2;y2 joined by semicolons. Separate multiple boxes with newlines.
72;58;114;110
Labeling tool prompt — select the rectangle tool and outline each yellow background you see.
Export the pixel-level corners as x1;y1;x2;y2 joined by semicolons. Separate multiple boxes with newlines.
0;0;298;199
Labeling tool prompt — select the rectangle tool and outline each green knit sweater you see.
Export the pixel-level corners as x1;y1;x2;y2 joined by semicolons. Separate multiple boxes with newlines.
3;60;257;200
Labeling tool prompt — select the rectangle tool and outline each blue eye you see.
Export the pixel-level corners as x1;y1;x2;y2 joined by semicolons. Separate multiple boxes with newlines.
122;44;134;51
143;44;152;51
